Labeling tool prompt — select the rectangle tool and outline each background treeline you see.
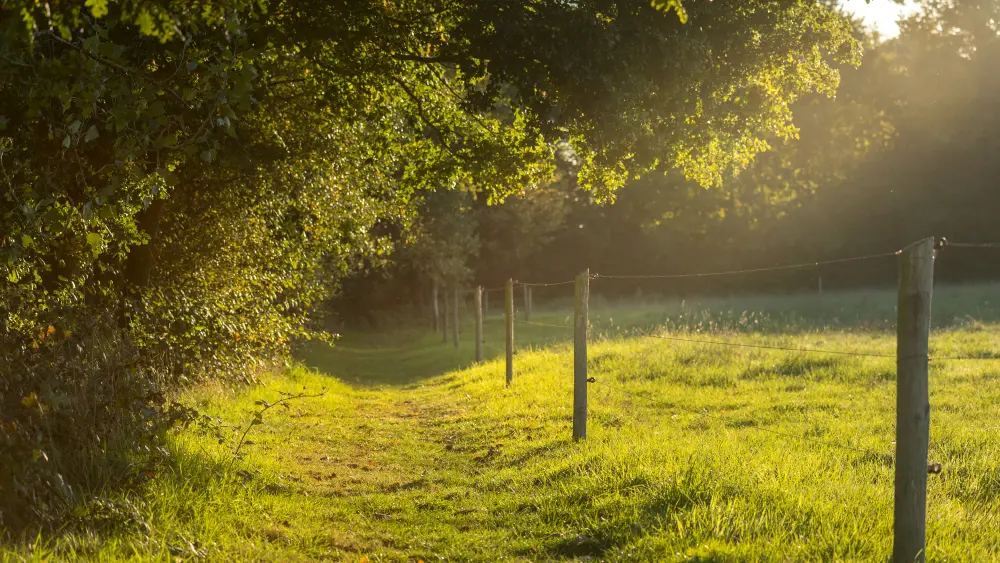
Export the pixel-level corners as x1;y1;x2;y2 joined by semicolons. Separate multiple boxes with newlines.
339;0;1000;322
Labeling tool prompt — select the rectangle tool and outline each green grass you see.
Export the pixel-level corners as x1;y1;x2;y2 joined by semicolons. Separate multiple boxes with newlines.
7;285;1000;561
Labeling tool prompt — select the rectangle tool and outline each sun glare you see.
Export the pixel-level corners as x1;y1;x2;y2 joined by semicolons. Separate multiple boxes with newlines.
841;0;921;38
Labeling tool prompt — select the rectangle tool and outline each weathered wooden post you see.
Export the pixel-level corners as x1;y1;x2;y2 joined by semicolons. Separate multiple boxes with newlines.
894;237;935;563
573;269;590;441
433;279;440;332
523;284;531;321
452;287;460;348
442;286;449;343
505;279;514;387
475;286;483;363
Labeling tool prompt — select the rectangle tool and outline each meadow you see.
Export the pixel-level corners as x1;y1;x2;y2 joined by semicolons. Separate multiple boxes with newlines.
5;284;1000;562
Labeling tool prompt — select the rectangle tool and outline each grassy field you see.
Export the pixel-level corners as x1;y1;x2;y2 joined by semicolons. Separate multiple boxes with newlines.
6;285;1000;561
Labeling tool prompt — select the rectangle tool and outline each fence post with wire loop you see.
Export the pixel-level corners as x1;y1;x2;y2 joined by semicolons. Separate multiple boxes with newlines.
452;287;460;349
505;279;514;386
573;269;590;441
475;286;483;363
893;237;935;563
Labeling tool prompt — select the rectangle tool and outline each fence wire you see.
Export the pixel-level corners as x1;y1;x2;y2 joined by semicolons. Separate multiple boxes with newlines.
472;241;1000;373
517;279;577;287
944;242;1000;249
477;239;999;296
592;250;898;280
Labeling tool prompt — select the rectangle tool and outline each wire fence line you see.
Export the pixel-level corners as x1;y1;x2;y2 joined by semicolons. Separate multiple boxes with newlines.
517;279;578;287
591;250;899;280
474;240;996;299
462;240;1000;362
588;380;892;458
475;247;903;290
943;242;1000;249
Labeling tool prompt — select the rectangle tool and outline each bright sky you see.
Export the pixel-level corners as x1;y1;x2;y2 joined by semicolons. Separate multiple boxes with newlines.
840;0;921;38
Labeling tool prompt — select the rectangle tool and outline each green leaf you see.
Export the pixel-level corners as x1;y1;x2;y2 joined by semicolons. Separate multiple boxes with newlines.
82;34;100;52
62;135;72;148
85;0;109;18
20;234;32;248
650;0;688;23
84;125;100;143
86;232;104;258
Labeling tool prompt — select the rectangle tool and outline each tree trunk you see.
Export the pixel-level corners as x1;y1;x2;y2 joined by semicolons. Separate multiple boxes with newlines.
124;198;166;290
433;279;440;332
118;198;166;328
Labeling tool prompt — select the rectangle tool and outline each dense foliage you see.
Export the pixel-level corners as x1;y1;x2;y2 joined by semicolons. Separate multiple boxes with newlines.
0;0;859;531
348;1;1000;318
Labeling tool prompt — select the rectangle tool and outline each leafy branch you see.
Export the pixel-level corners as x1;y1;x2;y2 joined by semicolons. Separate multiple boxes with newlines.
228;391;325;468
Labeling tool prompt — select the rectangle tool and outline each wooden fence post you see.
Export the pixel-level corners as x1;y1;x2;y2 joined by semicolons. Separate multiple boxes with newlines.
894;237;935;563
505;279;514;387
432;279;440;332
475;286;483;363
442;286;449;343
573;269;590;441
523;284;531;321
452;287;460;348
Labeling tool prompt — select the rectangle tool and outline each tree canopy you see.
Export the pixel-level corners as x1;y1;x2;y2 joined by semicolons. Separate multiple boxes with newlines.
364;1;1000;310
0;0;861;529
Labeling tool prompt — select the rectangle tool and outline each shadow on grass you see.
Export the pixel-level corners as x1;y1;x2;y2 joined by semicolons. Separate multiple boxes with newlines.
297;314;574;387
297;336;493;387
